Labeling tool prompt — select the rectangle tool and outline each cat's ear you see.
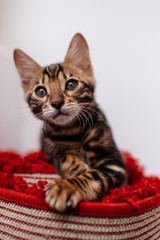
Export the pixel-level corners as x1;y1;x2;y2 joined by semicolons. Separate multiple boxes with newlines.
14;49;41;92
64;33;93;76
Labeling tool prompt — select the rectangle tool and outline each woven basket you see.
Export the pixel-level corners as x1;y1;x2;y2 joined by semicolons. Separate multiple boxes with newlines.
0;151;160;240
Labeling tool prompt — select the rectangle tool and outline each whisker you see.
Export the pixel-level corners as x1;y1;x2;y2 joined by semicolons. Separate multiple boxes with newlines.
71;108;82;127
66;102;95;131
85;107;105;122
65;103;86;132
81;109;94;129
79;109;92;132
67;102;105;122
78;103;105;122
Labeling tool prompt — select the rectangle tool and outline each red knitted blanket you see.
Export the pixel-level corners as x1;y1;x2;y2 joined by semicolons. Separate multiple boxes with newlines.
0;150;160;217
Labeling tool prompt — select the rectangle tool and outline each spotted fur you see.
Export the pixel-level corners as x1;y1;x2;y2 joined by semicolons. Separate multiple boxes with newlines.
14;33;127;212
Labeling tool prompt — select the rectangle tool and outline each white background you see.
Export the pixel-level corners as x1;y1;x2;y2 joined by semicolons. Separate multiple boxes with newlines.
0;0;160;175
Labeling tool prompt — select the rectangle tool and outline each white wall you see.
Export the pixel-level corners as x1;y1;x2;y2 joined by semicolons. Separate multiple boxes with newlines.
0;0;160;175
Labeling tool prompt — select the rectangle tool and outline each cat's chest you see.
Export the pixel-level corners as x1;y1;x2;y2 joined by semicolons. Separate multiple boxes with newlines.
52;140;90;161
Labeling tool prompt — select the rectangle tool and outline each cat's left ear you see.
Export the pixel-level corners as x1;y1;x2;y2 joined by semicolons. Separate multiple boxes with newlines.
64;33;93;76
14;49;41;92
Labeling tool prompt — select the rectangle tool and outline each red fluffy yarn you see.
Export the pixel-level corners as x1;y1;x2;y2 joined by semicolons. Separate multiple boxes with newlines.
102;152;160;204
0;150;160;215
0;150;55;174
0;150;54;198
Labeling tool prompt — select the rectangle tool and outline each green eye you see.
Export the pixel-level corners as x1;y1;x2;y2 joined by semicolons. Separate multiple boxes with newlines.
35;86;47;98
65;79;78;91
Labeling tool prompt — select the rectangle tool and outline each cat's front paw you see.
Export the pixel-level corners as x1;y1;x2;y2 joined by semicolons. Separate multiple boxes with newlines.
45;180;82;212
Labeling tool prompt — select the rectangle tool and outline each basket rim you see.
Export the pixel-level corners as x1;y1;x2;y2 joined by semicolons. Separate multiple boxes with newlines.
0;187;159;218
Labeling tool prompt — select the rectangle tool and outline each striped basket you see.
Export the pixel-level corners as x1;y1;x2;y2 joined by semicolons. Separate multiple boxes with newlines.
0;151;160;240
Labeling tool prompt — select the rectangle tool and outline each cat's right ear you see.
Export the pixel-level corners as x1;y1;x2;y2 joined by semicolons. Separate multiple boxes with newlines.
64;33;93;77
14;49;41;92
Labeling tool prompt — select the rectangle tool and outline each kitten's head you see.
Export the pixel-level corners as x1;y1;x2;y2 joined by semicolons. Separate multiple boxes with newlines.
14;33;95;126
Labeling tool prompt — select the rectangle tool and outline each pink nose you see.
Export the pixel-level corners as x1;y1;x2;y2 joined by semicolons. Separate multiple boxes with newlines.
51;99;64;110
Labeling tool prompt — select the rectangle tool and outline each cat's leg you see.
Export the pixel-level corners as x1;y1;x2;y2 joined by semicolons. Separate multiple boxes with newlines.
45;160;127;212
45;169;105;212
45;153;90;212
56;154;90;178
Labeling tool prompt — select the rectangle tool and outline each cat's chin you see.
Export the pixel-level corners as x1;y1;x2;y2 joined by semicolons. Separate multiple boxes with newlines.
47;113;76;126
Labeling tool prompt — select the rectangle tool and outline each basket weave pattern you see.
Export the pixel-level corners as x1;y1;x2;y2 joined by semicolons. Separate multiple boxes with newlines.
0;151;160;240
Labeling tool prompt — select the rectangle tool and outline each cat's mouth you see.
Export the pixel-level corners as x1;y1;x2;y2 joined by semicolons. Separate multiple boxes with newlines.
52;111;69;119
43;108;76;126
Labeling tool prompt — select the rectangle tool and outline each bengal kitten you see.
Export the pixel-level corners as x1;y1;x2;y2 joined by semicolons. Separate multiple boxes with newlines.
14;33;127;212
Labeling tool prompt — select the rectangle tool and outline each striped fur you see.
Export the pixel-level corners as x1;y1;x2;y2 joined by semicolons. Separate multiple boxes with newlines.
14;33;127;212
